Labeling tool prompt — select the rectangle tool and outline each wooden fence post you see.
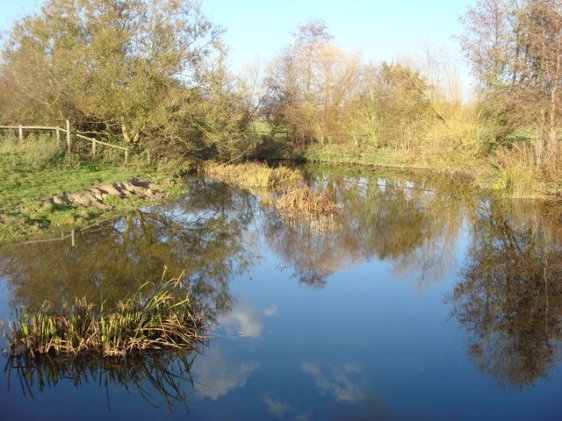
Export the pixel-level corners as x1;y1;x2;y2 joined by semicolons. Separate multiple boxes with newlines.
125;148;129;163
66;120;71;152
18;125;23;142
56;127;60;142
92;140;96;157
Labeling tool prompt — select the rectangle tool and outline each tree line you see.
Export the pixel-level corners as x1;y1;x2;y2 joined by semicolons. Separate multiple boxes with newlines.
0;0;560;192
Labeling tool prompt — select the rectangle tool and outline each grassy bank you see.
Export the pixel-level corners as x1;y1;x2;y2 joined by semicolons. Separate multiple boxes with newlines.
0;135;185;242
258;142;560;200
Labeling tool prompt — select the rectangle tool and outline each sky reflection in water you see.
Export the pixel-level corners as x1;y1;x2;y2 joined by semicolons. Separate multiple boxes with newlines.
0;165;560;420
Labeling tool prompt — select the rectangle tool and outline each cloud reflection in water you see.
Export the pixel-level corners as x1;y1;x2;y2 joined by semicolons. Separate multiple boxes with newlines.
194;347;259;400
302;362;362;402
218;298;277;338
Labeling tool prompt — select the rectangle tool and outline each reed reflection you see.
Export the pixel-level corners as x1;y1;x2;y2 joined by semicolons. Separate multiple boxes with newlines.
3;351;197;411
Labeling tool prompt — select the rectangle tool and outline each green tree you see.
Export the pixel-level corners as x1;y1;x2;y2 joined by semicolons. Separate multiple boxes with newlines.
368;63;433;153
0;0;250;159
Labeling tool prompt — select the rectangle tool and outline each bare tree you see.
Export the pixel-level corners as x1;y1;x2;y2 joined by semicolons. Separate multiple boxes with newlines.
460;0;561;167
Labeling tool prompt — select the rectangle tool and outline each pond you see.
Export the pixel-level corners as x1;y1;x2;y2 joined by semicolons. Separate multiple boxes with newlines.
0;164;561;420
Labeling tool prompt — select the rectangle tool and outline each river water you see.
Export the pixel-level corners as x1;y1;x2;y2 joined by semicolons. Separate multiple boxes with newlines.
0;165;560;420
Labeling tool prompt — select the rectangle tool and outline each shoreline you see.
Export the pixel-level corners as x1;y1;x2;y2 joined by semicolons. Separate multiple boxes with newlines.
0;175;185;244
291;152;561;201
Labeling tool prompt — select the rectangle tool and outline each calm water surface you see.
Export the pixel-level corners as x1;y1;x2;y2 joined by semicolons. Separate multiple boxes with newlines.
0;165;560;420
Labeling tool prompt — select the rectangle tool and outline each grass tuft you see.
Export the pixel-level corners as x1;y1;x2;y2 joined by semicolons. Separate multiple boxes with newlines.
1;273;206;358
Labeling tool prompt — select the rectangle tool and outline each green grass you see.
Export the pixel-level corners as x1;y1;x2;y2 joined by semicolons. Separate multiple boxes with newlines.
0;135;183;242
0;161;149;213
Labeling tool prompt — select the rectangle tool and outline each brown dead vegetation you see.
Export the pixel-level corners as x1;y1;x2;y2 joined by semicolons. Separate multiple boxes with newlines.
274;187;341;218
204;161;302;191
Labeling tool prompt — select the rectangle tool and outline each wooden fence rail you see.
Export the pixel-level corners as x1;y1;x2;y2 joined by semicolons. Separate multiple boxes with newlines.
0;121;129;162
76;133;129;161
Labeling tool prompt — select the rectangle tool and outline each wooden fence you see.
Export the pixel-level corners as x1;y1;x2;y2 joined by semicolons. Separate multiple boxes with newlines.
0;120;129;162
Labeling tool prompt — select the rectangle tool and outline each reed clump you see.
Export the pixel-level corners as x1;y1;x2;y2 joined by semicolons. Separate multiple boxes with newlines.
274;187;341;218
1;275;206;358
204;161;302;190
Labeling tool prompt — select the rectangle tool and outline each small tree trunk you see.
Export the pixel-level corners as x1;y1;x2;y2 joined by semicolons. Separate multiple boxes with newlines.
121;124;131;143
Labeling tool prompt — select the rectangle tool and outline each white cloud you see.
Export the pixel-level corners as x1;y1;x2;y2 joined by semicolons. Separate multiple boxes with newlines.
263;395;290;418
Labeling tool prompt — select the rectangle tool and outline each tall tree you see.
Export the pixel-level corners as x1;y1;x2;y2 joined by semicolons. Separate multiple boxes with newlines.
263;20;363;145
0;0;250;159
460;0;561;165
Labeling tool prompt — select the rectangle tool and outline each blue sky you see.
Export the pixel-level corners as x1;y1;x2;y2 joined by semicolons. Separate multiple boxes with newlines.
201;1;472;65
0;0;475;92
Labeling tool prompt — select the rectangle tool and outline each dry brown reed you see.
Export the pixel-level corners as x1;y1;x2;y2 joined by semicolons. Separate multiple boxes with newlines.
274;187;341;218
204;161;302;190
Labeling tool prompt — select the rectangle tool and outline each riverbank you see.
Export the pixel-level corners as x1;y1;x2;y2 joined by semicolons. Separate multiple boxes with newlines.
2;135;558;244
0;156;185;243
253;141;561;200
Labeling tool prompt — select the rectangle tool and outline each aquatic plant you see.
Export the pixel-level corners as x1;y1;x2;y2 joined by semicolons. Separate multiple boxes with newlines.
204;161;302;190
1;274;206;358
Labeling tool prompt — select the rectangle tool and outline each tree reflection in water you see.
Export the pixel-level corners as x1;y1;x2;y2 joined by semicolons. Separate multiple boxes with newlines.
0;168;560;397
0;180;260;409
449;200;562;388
0;179;258;321
265;167;466;289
